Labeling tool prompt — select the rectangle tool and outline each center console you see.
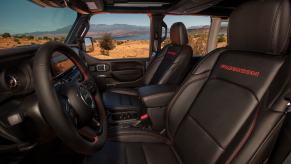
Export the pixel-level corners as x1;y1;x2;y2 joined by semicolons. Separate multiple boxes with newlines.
104;85;178;131
138;85;177;130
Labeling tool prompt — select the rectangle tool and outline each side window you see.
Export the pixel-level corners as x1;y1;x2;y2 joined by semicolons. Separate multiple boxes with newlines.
216;20;228;48
86;14;150;60
162;15;211;56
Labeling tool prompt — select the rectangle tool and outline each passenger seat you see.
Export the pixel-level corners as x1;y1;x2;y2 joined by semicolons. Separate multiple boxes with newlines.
103;22;193;114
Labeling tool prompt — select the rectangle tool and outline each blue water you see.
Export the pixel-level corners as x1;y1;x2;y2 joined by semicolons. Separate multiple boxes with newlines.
113;34;150;40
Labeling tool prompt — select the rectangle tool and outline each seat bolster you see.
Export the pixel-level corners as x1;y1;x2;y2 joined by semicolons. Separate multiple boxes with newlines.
167;48;225;138
143;46;169;85
108;128;170;144
108;88;139;96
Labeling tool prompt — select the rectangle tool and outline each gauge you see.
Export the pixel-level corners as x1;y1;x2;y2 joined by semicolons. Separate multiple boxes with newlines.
0;63;32;95
3;66;30;92
5;74;20;89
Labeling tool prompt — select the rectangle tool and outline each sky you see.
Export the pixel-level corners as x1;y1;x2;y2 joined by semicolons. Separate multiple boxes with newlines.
0;0;210;35
0;0;76;34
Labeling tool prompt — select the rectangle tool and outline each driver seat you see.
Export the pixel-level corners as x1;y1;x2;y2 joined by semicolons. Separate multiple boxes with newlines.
85;0;291;163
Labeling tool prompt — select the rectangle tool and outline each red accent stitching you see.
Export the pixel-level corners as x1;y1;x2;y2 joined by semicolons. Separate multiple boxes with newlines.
225;108;260;164
220;64;260;77
167;51;177;56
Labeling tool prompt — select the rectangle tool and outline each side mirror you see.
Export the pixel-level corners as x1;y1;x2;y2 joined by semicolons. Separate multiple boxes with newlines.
83;37;94;53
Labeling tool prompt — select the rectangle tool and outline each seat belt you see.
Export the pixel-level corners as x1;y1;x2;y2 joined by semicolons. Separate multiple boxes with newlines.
147;33;160;68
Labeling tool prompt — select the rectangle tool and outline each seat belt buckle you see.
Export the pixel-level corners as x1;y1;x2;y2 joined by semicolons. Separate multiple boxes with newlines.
132;114;151;128
140;114;149;120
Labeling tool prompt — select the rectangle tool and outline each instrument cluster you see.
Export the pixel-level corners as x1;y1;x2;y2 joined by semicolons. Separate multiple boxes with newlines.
0;63;33;95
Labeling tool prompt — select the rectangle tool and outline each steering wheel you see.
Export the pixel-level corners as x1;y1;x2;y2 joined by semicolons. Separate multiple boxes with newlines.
33;42;107;154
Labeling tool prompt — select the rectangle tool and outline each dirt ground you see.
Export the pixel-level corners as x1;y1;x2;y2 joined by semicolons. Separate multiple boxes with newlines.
0;37;227;59
88;40;150;60
217;42;227;48
0;37;49;49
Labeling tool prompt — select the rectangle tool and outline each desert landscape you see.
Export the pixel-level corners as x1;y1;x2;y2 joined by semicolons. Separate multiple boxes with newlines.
0;35;64;49
0;24;227;60
87;25;227;59
0;34;227;60
0;37;47;49
0;34;226;58
88;40;150;60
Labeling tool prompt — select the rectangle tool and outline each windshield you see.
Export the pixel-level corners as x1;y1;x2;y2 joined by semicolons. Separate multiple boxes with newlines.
0;0;76;49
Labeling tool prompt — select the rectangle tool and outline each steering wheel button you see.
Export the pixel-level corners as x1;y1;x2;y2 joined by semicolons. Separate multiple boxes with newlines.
7;114;22;126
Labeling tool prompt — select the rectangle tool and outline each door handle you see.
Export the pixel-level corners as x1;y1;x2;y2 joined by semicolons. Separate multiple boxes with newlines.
96;64;109;72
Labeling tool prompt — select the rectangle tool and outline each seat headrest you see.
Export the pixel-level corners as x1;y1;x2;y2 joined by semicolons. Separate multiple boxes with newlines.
170;22;188;45
228;0;290;54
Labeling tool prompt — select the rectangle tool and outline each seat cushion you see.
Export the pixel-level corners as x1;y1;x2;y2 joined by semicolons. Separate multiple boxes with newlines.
108;128;170;143
84;141;180;164
102;91;142;113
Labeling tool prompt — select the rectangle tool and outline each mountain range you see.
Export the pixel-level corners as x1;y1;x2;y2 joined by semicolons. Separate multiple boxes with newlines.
20;24;150;38
20;26;72;37
19;24;227;38
87;24;150;38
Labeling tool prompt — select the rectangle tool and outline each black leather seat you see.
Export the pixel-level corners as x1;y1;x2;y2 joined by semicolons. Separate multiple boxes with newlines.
102;22;193;114
85;0;291;163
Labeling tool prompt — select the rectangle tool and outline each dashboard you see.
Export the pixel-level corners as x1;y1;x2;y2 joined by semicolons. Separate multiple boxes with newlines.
0;46;82;102
0;45;83;153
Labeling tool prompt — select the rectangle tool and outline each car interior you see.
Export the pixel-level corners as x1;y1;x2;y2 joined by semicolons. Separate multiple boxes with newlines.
1;0;291;164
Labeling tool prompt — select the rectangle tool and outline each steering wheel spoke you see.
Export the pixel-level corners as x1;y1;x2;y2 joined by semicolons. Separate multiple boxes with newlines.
58;95;79;128
79;118;103;141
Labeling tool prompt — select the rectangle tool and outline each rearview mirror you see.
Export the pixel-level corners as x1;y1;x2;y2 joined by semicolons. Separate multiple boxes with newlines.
83;37;94;53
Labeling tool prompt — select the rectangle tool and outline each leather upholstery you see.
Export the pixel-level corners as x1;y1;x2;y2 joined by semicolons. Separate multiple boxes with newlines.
102;85;177;113
170;22;189;46
85;0;291;163
138;85;178;108
144;44;192;85
108;128;170;144
84;142;180;164
107;88;139;96
228;0;290;54
168;51;284;163
103;23;192;113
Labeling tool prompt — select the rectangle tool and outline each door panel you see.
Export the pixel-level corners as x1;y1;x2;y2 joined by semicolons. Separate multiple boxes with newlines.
85;54;147;89
111;69;143;82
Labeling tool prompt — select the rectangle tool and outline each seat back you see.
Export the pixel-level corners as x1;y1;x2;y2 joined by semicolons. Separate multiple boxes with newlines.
166;0;291;163
144;22;193;85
